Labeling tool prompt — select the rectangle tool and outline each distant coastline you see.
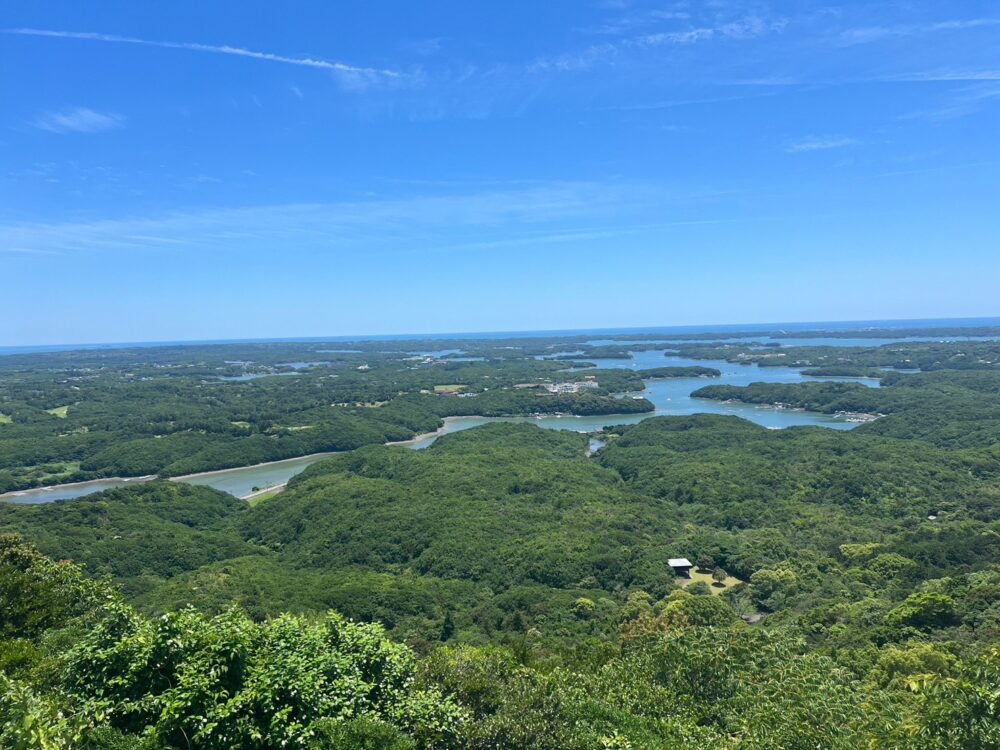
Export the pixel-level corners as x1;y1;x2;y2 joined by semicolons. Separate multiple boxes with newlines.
3;316;998;357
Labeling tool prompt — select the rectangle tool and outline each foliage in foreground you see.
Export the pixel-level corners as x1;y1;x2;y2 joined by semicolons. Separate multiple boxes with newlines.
1;536;464;749
3;535;999;749
2;331;999;747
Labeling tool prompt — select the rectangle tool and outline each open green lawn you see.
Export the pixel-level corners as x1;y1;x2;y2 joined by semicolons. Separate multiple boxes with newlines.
7;461;82;487
0;412;11;424
46;405;70;418
246;486;286;506
434;384;467;393
42;462;82;483
680;569;743;595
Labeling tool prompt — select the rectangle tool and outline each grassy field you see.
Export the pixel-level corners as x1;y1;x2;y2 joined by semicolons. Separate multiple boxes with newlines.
0;412;11;424
680;569;743;595
46;405;70;418
433;384;467;393
246;486;286;506
7;461;82;488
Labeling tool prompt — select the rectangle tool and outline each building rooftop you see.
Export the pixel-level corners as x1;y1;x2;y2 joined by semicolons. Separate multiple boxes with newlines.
668;558;693;568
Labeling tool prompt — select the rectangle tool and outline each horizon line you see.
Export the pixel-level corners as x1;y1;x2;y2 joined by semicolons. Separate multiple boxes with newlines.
3;315;999;354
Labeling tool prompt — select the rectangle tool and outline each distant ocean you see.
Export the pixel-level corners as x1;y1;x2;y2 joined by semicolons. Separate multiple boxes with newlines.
2;317;998;357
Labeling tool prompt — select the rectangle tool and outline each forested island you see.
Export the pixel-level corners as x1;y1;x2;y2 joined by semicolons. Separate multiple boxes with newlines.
641;365;721;379
1;328;999;747
0;348;663;494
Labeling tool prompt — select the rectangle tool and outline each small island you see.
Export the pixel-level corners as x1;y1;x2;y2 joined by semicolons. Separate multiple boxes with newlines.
638;366;721;379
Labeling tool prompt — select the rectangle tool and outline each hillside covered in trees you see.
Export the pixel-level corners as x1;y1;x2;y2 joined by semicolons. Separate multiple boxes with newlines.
2;331;999;747
0;345;658;494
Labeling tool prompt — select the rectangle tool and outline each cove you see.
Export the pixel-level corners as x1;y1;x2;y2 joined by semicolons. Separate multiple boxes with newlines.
1;350;884;505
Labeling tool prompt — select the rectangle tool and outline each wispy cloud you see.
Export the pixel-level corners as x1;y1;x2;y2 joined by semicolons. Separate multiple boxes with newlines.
614;90;780;111
786;135;857;153
528;43;618;73
638;17;787;47
3;28;401;89
839;18;1000;45
0;179;745;258
898;83;1000;121
1;247;61;256
405;37;444;57
579;9;691;37
435;226;644;253
33;107;124;134
0;182;653;256
529;14;786;73
891;70;1000;82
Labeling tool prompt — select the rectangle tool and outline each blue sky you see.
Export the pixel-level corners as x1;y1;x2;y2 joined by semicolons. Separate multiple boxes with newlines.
2;1;998;345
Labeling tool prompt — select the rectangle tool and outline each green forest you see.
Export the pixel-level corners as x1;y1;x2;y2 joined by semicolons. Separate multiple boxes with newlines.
0;346;658;494
1;331;999;747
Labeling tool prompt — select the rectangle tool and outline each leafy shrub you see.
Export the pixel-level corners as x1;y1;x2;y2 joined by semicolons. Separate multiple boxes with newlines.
63;606;466;749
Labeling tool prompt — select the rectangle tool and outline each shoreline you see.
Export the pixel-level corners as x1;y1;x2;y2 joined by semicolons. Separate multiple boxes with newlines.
241;482;288;500
0;454;346;504
0;425;456;504
1;365;863;504
2;420;464;503
384;417;467;447
0;474;156;503
167;452;342;482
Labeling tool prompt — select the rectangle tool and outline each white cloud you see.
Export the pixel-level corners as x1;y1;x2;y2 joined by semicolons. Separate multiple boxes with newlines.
0;180;737;258
405;37;444;56
786;135;857;153
638;17;786;47
839;18;1000;45
0;247;61;256
580;9;691;36
529;15;785;73
898;83;1000;121
4;28;401;89
892;70;1000;82
33;107;124;134
0;183;644;255
528;43;618;73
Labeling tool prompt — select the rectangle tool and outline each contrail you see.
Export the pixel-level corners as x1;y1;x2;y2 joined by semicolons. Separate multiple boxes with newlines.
4;27;400;80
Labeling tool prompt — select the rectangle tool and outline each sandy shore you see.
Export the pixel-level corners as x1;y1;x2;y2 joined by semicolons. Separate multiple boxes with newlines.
241;482;288;500
168;452;342;482
0;474;156;502
5;421;459;504
384;417;463;447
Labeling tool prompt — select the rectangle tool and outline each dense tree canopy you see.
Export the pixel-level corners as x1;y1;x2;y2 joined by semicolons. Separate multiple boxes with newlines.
1;331;998;746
